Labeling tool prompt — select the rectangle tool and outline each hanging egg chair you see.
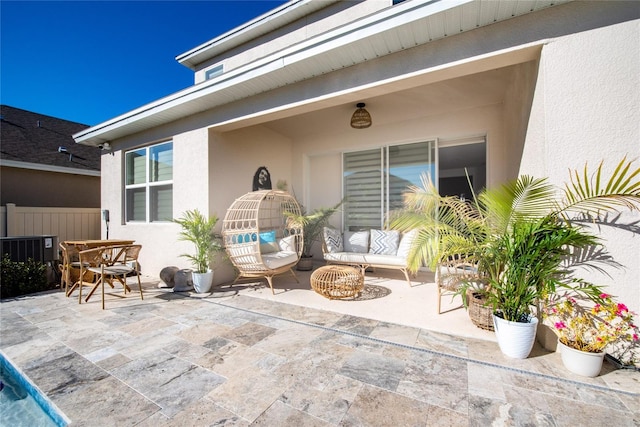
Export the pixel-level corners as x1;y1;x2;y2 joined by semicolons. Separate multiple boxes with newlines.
222;190;303;293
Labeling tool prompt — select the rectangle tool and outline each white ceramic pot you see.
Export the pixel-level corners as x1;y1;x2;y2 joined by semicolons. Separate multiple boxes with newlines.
558;341;604;377
192;269;214;293
493;314;538;359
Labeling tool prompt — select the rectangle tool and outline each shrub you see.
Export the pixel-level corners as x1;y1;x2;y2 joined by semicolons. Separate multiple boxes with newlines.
0;255;51;298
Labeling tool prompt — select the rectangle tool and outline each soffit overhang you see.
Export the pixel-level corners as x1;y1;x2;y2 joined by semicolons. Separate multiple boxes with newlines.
74;0;568;147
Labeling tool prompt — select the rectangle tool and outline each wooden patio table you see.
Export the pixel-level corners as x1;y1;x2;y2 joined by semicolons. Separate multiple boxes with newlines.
64;239;135;250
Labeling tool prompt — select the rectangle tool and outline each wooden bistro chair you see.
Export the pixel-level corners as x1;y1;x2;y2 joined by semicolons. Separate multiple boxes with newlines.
77;244;143;309
59;242;91;297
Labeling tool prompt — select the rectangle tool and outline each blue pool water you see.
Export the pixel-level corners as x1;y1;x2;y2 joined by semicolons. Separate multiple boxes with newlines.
0;351;69;426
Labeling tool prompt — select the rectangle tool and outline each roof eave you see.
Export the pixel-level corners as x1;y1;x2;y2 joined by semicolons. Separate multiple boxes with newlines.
176;0;339;70
1;159;101;176
74;0;568;147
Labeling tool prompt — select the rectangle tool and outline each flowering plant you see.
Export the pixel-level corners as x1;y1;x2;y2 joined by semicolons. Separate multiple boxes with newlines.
544;294;639;353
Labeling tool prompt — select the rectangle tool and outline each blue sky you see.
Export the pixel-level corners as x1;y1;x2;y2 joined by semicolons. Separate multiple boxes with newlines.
1;0;288;125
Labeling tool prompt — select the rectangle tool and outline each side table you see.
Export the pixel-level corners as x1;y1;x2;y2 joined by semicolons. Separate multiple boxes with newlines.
310;265;364;300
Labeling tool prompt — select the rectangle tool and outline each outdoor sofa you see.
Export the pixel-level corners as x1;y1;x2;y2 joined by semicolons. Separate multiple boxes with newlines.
321;228;418;286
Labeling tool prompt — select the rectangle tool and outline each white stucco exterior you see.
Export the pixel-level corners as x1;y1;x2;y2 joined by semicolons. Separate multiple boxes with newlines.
521;19;640;308
79;0;639;317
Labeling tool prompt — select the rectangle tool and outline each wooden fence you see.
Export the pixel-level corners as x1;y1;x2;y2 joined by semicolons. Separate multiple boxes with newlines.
1;204;101;243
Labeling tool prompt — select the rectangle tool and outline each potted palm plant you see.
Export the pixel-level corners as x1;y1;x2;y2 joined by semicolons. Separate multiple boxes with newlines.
285;201;342;271
390;157;640;358
173;209;223;293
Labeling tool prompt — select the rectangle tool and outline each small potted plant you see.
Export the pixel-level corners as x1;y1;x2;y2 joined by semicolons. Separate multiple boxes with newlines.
285;201;342;271
173;209;223;293
544;293;638;377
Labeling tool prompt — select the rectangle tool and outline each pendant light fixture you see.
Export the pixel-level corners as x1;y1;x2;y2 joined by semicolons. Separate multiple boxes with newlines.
350;102;372;129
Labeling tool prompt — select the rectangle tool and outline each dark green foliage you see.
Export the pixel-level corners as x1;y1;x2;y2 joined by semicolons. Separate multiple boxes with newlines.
1;255;50;298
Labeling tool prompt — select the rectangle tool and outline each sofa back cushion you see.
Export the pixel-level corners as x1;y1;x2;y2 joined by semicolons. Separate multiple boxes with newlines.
369;229;400;255
323;227;343;253
344;230;370;253
396;229;418;259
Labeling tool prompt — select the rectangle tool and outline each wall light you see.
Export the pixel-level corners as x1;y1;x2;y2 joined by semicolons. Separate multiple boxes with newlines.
350;102;372;129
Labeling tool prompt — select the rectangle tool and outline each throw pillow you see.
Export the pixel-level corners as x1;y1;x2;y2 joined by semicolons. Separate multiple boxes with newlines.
323;227;343;253
397;229;418;259
278;235;296;252
344;230;370;253
369;229;400;255
259;230;276;244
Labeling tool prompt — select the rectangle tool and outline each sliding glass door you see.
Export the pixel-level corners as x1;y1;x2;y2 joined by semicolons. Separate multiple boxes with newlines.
343;141;435;231
343;138;485;231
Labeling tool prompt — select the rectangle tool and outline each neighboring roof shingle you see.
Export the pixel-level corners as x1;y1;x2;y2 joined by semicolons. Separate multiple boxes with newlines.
1;105;100;172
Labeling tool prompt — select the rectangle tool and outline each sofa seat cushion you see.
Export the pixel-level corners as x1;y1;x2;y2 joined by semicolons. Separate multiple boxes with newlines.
261;251;298;269
324;252;407;267
228;244;297;270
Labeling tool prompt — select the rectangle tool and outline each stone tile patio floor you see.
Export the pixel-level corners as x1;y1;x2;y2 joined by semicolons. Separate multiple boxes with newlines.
1;271;638;426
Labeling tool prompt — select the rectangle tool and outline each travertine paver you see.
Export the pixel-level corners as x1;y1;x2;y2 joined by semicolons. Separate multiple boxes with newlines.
0;276;638;426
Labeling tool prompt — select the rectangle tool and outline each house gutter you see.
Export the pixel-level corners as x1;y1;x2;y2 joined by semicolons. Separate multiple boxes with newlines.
0;159;101;177
176;0;331;69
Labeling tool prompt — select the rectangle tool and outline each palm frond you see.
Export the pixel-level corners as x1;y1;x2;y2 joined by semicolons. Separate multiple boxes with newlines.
480;175;558;234
560;157;640;218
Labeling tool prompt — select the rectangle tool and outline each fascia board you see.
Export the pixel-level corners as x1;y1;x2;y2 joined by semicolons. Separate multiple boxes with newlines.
1;159;101;177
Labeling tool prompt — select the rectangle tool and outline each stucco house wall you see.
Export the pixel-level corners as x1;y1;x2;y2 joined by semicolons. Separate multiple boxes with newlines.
521;19;640;309
85;1;639;314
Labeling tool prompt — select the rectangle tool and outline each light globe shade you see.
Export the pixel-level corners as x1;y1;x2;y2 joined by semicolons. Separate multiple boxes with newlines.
350;103;372;129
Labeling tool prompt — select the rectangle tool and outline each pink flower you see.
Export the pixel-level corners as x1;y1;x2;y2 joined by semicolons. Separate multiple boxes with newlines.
633;334;639;341
617;303;628;315
554;321;566;330
600;293;610;299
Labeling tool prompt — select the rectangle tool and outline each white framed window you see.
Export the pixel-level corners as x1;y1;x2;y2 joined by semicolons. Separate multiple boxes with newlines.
125;141;173;222
205;64;224;80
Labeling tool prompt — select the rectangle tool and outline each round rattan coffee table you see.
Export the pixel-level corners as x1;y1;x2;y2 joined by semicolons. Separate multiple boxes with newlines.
310;265;364;300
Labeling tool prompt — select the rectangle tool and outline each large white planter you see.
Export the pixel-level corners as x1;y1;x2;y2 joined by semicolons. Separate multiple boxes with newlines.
192;270;214;293
493;314;538;359
558;341;604;377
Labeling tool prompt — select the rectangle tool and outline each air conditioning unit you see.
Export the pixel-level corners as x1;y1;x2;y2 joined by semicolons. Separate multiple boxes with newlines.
1;235;59;263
